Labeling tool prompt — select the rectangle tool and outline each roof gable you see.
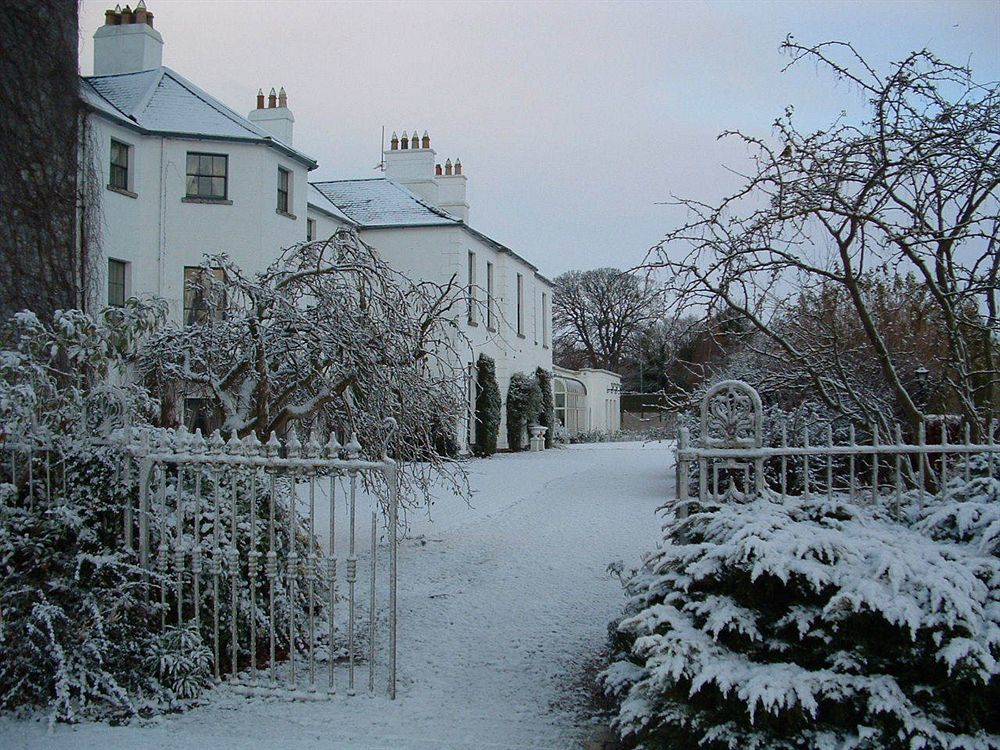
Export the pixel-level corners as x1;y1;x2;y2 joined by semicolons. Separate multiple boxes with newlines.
81;67;316;168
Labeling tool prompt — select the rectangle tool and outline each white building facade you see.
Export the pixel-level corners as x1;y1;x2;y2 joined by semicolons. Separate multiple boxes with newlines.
80;3;616;450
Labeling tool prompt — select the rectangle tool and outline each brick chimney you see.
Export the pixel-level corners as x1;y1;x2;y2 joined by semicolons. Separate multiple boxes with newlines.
247;86;295;145
93;1;164;76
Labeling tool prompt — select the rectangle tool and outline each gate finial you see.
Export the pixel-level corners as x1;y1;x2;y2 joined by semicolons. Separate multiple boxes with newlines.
700;380;763;449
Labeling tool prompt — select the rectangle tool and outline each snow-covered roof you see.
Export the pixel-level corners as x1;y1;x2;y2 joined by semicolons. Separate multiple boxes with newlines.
308;178;551;283
80;67;317;169
306;184;357;226
309;179;460;228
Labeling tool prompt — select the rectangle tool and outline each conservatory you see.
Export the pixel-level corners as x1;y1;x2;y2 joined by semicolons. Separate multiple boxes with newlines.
553;366;622;435
554;375;588;433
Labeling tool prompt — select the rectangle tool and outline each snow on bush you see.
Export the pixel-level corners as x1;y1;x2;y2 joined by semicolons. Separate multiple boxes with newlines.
505;372;542;452
0;306;330;724
601;472;1000;748
535;367;555;449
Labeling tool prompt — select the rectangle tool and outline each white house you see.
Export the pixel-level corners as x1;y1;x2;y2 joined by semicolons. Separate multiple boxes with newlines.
79;2;614;448
308;136;554;450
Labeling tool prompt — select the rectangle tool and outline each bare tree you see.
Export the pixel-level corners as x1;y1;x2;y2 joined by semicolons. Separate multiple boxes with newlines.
137;228;469;504
648;39;999;438
0;0;86;323
552;267;665;372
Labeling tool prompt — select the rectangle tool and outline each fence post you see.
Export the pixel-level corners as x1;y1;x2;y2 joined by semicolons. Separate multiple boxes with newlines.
384;458;399;700
676;427;689;518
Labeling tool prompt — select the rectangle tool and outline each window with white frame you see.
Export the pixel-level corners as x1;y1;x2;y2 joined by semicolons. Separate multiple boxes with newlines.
554;376;587;433
307;218;316;241
109;139;132;193
542;291;549;347
486;262;495;330
516;273;524;336
107;259;128;307
277;167;291;214
467;251;478;325
185;152;228;200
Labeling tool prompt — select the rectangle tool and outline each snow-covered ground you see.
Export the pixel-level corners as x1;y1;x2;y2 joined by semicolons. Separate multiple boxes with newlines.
2;441;673;750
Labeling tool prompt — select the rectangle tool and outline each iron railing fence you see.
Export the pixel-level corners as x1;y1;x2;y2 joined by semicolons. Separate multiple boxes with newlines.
1;412;400;701
676;381;998;514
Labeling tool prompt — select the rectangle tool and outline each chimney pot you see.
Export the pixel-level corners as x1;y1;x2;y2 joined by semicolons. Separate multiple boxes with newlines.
121;4;133;23
410;132;419;150
256;88;265;109
268;87;277;108
435;164;442;175
400;130;409;149
135;0;147;24
278;86;287;108
422;131;430;149
105;8;118;24
455;159;462;175
444;158;453;176
390;131;399;150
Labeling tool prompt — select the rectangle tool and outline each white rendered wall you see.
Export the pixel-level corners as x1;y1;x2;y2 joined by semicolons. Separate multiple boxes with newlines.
87;115;310;319
359;225;553;450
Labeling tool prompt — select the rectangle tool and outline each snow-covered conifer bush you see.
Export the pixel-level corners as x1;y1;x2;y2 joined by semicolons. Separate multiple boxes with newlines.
473;354;501;457
1;306;327;723
505;372;542;452
535;367;555;449
601;471;1000;748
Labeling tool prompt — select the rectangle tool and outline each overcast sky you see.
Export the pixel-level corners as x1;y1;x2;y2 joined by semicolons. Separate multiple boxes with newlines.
78;0;1000;279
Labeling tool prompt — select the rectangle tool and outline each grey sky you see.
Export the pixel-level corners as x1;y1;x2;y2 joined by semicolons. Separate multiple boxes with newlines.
78;0;1000;280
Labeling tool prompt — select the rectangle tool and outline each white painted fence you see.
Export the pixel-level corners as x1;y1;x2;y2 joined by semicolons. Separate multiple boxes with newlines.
676;380;998;513
1;386;400;701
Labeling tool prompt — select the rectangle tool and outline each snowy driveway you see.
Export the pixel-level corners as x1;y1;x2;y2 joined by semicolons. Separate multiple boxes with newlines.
2;441;672;750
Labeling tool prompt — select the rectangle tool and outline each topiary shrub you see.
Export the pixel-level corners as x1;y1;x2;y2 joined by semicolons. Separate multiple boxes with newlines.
601;476;1000;749
535;367;555;448
473;354;501;457
505;372;541;452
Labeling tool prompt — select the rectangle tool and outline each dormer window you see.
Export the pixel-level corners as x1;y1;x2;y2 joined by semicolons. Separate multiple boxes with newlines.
185;152;228;200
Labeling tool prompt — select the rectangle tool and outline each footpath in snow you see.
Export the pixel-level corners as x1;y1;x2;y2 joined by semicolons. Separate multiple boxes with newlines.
1;441;673;750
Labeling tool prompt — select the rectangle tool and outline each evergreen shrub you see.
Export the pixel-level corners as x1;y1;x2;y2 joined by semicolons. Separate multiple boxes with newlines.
505;372;542;452
601;468;1000;749
473;354;501;457
535;367;555;448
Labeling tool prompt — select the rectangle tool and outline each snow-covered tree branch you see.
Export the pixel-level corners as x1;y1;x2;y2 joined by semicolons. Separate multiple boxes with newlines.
137;228;470;503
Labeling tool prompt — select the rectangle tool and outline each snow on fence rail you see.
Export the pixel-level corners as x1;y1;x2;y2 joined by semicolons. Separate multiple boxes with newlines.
1;387;400;701
676;380;998;514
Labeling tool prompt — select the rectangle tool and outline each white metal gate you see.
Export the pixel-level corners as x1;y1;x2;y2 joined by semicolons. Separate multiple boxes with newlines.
126;425;400;699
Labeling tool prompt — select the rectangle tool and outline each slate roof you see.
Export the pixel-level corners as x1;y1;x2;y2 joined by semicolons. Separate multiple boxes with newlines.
80;67;316;168
306;184;357;226
309;178;550;281
309;179;460;228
